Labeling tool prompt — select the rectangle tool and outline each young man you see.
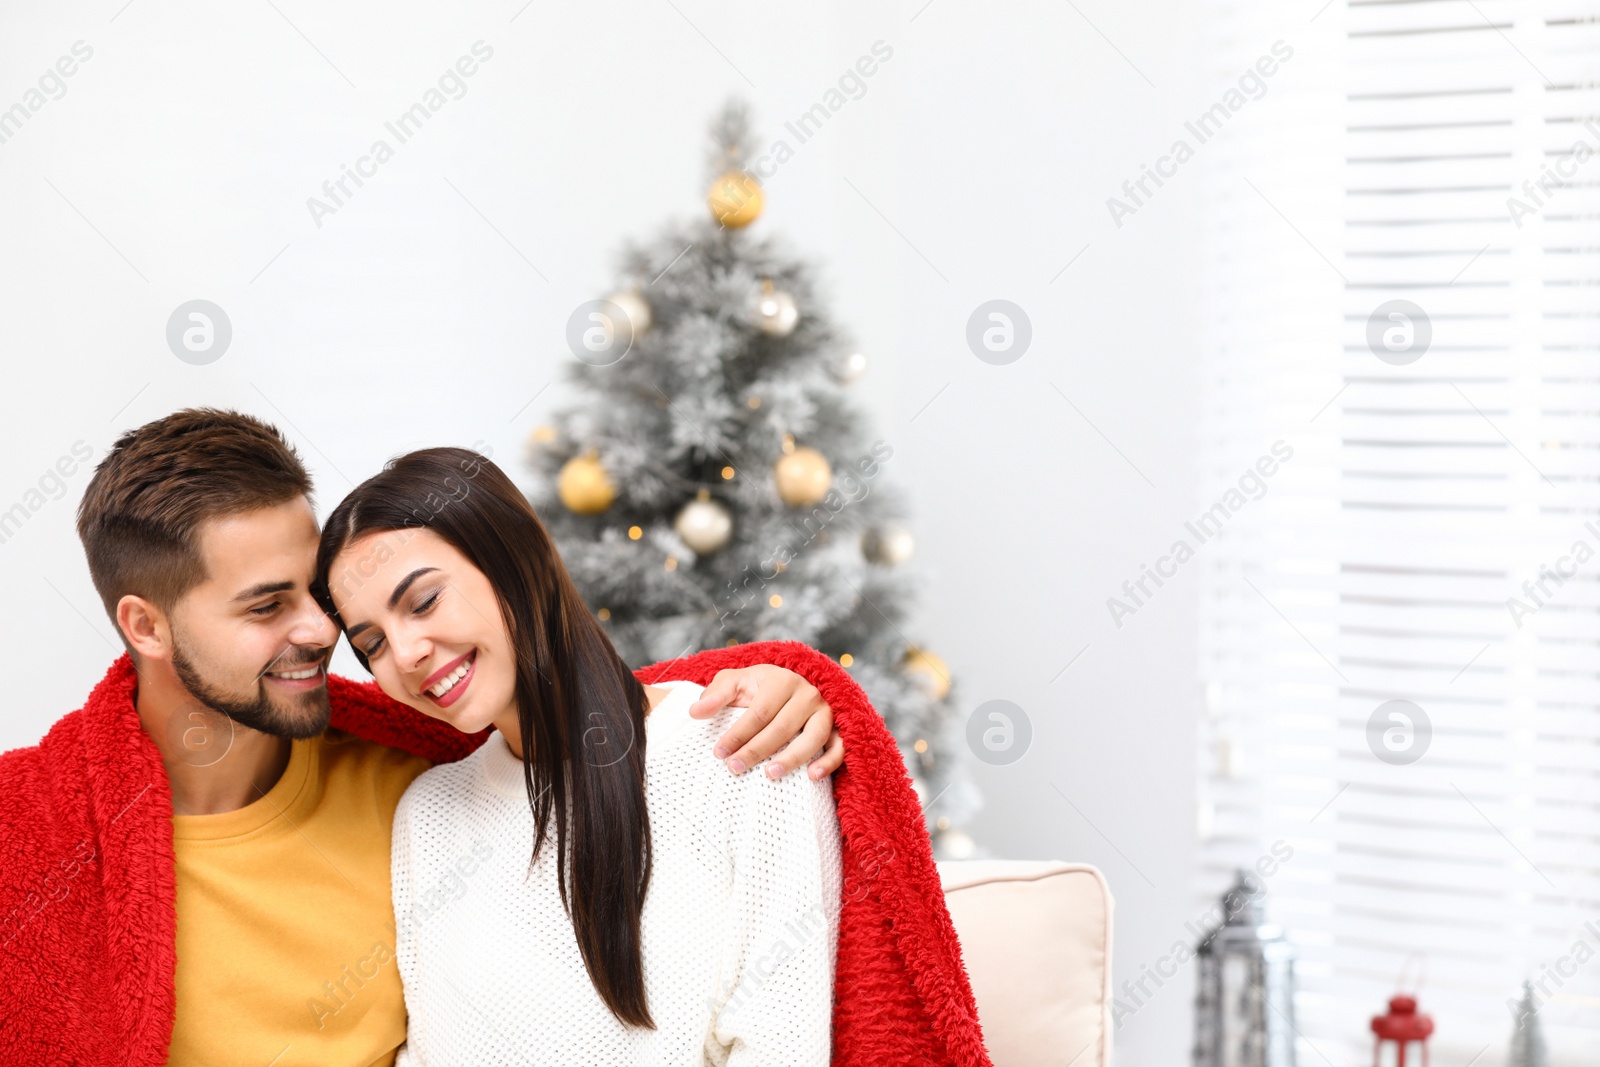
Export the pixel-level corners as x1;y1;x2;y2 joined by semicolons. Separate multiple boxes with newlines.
0;409;853;1067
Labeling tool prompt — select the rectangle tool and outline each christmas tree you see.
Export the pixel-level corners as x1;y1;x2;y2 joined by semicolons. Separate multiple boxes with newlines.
524;99;980;856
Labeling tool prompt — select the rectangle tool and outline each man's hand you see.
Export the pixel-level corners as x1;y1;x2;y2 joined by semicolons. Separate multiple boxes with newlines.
688;664;845;780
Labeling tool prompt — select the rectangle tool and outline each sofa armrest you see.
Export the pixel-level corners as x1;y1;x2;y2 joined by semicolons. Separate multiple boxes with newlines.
938;861;1115;1067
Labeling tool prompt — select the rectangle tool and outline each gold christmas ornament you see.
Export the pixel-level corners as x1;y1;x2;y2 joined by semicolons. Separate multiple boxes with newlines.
604;288;652;337
862;523;915;566
774;446;831;507
754;281;799;337
557;452;615;515
708;170;764;228
903;645;951;699
674;490;733;555
524;424;559;465
832;351;868;384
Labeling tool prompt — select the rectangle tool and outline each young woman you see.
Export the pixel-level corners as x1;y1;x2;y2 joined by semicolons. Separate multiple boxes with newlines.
312;447;842;1065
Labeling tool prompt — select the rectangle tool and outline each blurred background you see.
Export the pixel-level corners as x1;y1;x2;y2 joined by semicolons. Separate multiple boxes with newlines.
2;0;1592;1063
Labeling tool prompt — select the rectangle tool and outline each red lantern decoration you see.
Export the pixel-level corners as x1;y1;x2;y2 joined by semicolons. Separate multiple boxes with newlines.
1371;995;1433;1067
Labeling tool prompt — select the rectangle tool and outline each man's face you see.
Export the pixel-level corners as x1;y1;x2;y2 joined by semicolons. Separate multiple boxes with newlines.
165;496;339;739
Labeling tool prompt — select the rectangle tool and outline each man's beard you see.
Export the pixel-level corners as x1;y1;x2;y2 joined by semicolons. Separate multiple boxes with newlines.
171;639;332;740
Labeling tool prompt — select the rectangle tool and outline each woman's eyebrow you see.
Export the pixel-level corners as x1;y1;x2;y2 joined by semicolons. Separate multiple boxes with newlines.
388;567;439;609
344;566;440;639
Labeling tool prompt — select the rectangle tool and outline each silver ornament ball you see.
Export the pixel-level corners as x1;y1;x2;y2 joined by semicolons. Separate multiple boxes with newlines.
833;351;868;384
605;289;652;337
934;828;976;861
862;523;915;566
755;289;799;336
674;496;733;556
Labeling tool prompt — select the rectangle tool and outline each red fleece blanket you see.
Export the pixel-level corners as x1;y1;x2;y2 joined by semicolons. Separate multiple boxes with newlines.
0;640;990;1066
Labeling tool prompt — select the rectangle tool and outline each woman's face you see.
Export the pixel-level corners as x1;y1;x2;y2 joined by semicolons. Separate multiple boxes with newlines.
328;528;516;736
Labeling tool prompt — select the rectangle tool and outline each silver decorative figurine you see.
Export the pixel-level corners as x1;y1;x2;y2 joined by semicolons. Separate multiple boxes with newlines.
1192;869;1298;1067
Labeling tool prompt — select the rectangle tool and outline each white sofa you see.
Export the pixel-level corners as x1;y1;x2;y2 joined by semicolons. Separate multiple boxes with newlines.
937;861;1114;1067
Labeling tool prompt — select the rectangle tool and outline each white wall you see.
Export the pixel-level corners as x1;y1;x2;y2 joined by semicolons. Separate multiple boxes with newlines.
0;1;1203;1062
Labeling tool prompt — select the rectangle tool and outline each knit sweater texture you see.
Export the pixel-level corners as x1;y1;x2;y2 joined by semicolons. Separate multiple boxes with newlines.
392;680;842;1065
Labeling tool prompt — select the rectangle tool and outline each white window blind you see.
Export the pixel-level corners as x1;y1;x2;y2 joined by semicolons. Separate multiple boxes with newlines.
1197;1;1600;1062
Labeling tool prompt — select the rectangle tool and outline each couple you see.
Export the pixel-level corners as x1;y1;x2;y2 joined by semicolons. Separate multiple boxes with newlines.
0;409;990;1066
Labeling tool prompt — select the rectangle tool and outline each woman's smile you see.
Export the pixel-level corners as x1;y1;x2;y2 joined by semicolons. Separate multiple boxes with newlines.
422;650;477;708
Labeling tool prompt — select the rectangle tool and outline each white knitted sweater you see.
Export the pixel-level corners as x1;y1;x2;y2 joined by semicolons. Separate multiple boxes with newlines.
390;680;843;1066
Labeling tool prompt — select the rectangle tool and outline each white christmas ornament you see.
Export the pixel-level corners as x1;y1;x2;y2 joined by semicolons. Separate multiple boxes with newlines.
833;351;868;384
934;828;976;861
862;523;915;566
673;495;733;556
606;289;652;336
755;288;799;336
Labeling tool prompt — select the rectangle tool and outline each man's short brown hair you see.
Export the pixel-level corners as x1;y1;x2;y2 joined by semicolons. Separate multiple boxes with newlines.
76;408;315;635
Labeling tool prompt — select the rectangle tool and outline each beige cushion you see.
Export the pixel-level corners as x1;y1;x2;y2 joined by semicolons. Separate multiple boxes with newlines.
938;861;1114;1067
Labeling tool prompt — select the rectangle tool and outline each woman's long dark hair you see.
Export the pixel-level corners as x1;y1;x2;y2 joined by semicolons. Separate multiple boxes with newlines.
312;447;654;1027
